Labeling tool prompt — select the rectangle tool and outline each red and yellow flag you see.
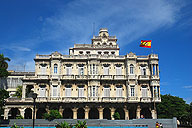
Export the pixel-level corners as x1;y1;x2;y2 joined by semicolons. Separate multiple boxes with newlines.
140;40;151;48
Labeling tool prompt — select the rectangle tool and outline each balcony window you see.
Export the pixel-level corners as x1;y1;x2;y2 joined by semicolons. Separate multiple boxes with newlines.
65;85;71;97
103;66;109;75
141;86;147;97
41;64;46;75
130;64;134;74
141;67;146;75
116;85;122;97
103;86;110;97
54;64;58;74
66;66;72;75
78;86;84;97
78;65;84;75
39;85;46;97
130;86;135;97
116;66;122;75
90;64;97;75
52;85;58;97
91;86;97;97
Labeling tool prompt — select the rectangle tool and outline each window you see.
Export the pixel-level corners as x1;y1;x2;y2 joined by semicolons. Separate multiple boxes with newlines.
104;51;109;55
103;86;110;97
111;51;115;55
116;66;122;75
130;64;134;74
39;85;46;97
103;66;109;75
141;86;147;97
98;51;102;54
91;86;97;97
54;64;58;74
116;86;122;97
66;66;72;75
78;65;84;75
52;85;58;97
130;86;135;97
90;64;97;75
65;85;71;97
41;65;46;75
79;51;83;54
154;86;158;97
141;67;146;75
78;86;84;97
86;51;90;54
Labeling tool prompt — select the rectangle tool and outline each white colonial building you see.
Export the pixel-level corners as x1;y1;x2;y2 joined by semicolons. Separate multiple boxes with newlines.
4;28;160;120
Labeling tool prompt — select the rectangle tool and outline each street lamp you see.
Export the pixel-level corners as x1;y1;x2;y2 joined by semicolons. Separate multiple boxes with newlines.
32;93;37;128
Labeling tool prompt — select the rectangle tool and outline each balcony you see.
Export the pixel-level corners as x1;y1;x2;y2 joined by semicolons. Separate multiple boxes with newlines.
128;75;137;80
50;97;61;101
75;75;88;80
127;97;139;102
51;75;60;79
36;97;48;102
151;75;160;80
113;75;126;80
100;75;113;80
151;97;161;102
102;97;126;102
37;75;49;79
88;75;100;80
140;97;151;103
62;97;87;102
62;75;75;80
138;75;150;80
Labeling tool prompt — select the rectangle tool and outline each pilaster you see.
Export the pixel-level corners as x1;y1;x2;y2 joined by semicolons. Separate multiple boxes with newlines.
110;107;115;120
136;105;141;119
72;108;78;119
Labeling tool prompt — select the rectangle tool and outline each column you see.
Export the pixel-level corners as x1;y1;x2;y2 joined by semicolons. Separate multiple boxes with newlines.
20;108;25;118
72;108;78;119
151;109;157;119
32;108;37;119
136;105;141;119
124;108;129;120
98;107;104;119
151;64;153;75
59;106;64;116
4;108;9;120
84;106;90;119
110;107;115;120
156;65;159;76
154;65;157;76
22;84;26;99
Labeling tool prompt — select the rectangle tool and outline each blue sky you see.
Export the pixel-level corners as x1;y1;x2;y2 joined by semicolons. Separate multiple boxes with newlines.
0;0;192;103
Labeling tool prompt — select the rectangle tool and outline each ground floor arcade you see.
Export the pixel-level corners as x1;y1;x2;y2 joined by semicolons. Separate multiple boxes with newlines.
4;103;157;120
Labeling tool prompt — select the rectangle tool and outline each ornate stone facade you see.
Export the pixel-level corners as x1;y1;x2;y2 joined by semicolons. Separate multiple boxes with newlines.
4;28;160;120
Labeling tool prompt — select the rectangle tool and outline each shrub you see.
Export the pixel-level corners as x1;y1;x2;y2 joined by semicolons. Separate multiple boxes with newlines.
43;109;62;121
11;123;23;128
16;115;24;119
74;120;87;128
113;112;120;120
56;121;73;128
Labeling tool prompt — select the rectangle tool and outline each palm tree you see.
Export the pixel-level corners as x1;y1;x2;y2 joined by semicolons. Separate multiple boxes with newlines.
0;53;10;69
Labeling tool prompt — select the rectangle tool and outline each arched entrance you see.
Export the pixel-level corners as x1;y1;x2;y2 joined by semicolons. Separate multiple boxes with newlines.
115;108;125;120
89;108;99;119
24;108;32;119
8;108;20;119
77;108;85;119
36;108;47;119
63;108;73;119
141;107;152;119
129;107;136;119
103;107;111;120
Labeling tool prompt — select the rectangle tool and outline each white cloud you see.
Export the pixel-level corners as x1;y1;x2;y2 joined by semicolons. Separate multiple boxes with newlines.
183;86;192;89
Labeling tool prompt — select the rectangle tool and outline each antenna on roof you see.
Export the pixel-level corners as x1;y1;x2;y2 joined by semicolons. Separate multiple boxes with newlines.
93;22;95;36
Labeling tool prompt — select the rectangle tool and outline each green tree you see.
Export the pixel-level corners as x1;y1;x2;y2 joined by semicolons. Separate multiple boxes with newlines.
56;121;73;128
43;109;62;121
190;102;192;125
113;112;120;120
74;120;87;128
0;53;10;77
157;94;190;124
13;86;22;98
0;89;9;118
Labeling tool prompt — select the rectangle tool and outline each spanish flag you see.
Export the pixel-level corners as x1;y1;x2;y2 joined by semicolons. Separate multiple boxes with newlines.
140;40;151;48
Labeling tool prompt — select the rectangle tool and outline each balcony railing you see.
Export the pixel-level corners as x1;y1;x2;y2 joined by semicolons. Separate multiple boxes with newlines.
101;75;113;79
113;75;126;80
102;97;126;102
37;75;49;79
127;97;139;102
75;75;88;79
140;97;151;102
128;75;137;79
62;75;74;79
138;75;150;80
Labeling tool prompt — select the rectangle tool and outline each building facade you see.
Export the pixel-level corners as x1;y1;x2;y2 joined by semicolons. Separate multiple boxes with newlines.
4;28;161;120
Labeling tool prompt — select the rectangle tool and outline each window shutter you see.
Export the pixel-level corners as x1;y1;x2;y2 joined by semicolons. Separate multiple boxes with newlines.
41;66;46;75
52;86;57;97
116;67;122;75
104;67;109;75
78;87;84;97
142;87;147;97
116;87;122;97
65;87;71;97
104;87;110;97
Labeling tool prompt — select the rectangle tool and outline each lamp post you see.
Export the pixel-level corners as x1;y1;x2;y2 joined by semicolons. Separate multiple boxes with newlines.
32;93;37;128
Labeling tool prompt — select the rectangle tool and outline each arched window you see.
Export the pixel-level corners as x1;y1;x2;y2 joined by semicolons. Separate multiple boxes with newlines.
54;64;58;74
130;64;134;74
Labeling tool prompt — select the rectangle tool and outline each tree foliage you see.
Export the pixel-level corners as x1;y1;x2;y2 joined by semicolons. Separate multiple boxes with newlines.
13;86;22;98
74;120;87;128
0;89;9;117
56;121;73;128
43;109;62;121
157;94;190;125
113;112;120;120
0;53;10;77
